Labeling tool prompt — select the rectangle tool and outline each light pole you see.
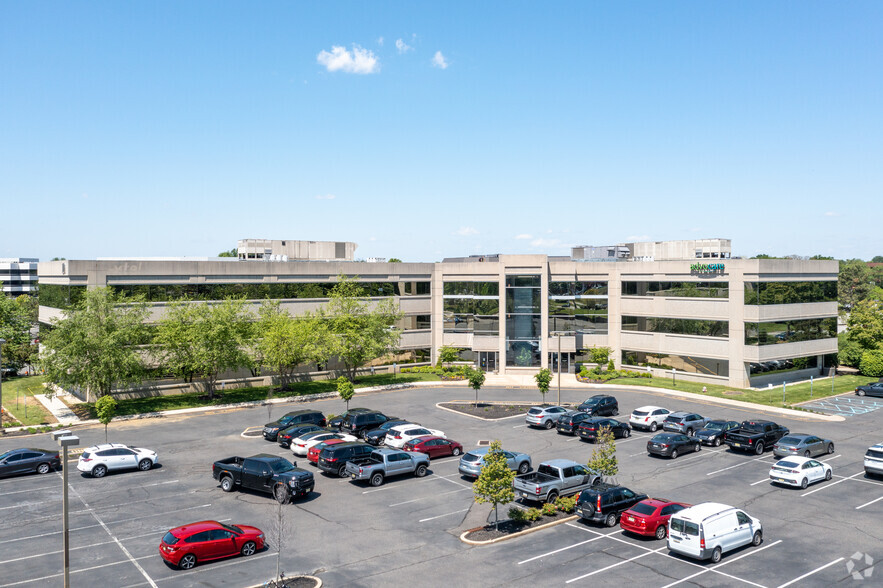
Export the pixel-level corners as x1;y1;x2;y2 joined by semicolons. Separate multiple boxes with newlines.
556;332;562;406
52;429;79;588
0;338;5;432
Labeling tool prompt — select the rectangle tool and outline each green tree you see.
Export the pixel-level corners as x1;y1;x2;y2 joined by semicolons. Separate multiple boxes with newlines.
861;350;883;377
586;426;618;481
217;248;237;257
0;293;36;370
846;298;883;352
872;256;883;263
320;276;402;381
587;346;612;365
336;376;355;410
388;258;402;263
256;301;330;390
95;394;117;443
154;298;253;399
472;440;515;530
534;368;552;404
467;368;485;407
40;287;149;402
839;259;874;312
838;333;863;368
437;345;460;368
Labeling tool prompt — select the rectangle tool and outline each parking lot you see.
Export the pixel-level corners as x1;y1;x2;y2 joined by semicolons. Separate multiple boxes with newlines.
0;383;880;587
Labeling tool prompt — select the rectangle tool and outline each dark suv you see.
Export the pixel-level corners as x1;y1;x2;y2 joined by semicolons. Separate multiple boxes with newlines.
263;410;326;441
317;442;375;478
341;412;396;438
577;395;619;416
576;483;648;527
328;408;373;430
277;424;325;448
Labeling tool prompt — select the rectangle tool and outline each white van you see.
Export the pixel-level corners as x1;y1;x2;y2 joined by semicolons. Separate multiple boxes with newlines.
667;502;763;563
865;443;883;477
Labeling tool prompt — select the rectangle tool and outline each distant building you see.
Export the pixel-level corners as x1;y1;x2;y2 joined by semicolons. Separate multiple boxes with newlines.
0;258;38;296
572;238;732;262
237;239;357;262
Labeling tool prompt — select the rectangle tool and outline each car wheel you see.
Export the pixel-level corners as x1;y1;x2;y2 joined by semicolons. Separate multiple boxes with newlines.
178;553;197;570
857;389;866;396
452;447;461;456
711;546;722;563
138;459;152;471
240;541;256;556
612;409;619;416
754;442;764;455
695;443;701;453
650;422;658;432
370;473;384;487
671;449;678;459
415;464;428;478
37;463;51;475
92;465;107;478
655;525;667;540
338;465;348;478
547;491;559;503
825;469;832;481
827;443;835;454
605;512;618;527
752;530;763;546
623;429;631;438
545;420;554;430
220;476;234;492
803;450;811;457
713;437;721;447
274;484;290;504
800;477;808;489
517;462;530;474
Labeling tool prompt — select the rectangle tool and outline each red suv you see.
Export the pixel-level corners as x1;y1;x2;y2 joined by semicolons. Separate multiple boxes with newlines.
402;436;464;459
159;520;264;570
619;499;691;540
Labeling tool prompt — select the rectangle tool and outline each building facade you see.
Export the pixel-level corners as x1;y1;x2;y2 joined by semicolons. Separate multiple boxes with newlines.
37;241;838;389
1;258;38;296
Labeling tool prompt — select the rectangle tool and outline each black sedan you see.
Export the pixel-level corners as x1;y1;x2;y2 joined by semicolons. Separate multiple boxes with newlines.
0;448;61;478
364;419;414;446
856;382;883;398
277;424;324;448
578;418;631;442
556;411;593;435
647;433;701;459
695;420;740;447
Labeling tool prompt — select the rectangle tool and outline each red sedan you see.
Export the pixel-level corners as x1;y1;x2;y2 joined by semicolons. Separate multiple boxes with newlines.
402;435;463;459
619;499;691;540
159;520;264;570
307;438;346;464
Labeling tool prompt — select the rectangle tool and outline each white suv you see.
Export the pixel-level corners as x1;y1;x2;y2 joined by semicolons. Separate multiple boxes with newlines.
629;406;671;432
77;443;158;478
385;425;445;449
865;443;883;478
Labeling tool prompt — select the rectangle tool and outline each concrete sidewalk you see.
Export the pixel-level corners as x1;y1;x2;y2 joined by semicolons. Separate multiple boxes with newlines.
34;393;81;425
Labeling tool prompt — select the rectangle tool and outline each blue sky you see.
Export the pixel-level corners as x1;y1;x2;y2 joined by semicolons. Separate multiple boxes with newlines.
2;2;881;262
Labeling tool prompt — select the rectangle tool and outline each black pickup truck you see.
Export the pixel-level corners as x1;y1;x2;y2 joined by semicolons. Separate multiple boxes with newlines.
723;421;789;455
212;454;314;504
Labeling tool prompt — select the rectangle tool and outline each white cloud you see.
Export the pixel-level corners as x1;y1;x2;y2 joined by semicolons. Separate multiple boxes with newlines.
377;36;384;46
530;238;562;248
455;226;478;236
515;234;532;240
625;234;650;241
824;211;840;217
431;51;448;69
316;45;379;74
395;38;412;53
315;194;336;200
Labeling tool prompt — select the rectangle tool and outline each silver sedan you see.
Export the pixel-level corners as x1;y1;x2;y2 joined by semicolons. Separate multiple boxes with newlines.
773;434;835;458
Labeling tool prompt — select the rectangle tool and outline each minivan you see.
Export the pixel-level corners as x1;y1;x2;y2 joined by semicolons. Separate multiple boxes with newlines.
667;502;762;563
865;443;883;478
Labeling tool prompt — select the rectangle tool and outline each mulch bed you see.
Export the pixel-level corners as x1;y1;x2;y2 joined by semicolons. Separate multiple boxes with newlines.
438;402;535;419
464;510;574;542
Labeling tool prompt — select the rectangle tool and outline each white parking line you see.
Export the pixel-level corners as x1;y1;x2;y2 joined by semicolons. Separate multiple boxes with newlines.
565;546;668;583
706;454;771;476
361;472;462;494
518;529;619;564
0;530;162;565
432;475;473;490
389;487;471;507
659;540;782;588
512;424;528;428
419;508;470;522
820;454;841;462
750;478;769;486
855;495;883;510
148;551;277;585
835;474;883;486
776;557;845;587
0;554;155;587
801;472;862;497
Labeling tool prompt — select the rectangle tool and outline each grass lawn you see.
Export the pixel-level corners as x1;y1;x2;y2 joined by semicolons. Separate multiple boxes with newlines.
1;375;57;426
76;372;441;419
611;374;868;409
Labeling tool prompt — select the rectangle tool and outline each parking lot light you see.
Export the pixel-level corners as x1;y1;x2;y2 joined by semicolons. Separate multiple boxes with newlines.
53;430;79;588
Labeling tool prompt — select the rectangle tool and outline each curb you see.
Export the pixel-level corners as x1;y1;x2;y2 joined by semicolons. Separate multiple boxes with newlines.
459;515;579;545
435;401;560;422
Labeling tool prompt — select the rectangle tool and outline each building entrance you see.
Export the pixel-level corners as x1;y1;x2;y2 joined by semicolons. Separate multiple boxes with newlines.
479;352;498;373
549;352;575;374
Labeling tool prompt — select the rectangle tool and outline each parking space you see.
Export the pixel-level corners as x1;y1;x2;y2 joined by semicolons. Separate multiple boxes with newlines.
0;383;880;586
801;393;883;416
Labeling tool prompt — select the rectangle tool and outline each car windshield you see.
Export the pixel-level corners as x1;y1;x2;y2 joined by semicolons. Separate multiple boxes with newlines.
0;451;14;461
666;416;683;423
81;451;91;459
704;422;725;431
462;453;482;463
866;449;883;459
776;461;799;468
741;422;764;432
630;502;657;516
528;408;542;415
651;434;674;442
582;399;600;406
537;464;559;477
269;459;295;474
162;531;179;545
220;523;243;534
632;410;648;417
670;519;699;536
778;437;801;445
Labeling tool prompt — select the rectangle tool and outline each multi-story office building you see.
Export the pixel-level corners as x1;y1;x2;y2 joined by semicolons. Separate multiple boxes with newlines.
37;240;838;389
0;258;38;296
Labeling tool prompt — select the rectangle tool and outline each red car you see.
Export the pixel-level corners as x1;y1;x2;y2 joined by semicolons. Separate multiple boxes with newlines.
307;438;346;464
619;499;691;540
402;436;463;459
159;520;264;570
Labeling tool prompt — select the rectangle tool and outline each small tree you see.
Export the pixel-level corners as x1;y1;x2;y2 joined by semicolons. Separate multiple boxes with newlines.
472;440;515;530
588;346;612;366
437;345;460;368
534;368;552;405
337;376;355;410
95;395;117;443
586;426;618;482
271;499;287;583
467;368;485;407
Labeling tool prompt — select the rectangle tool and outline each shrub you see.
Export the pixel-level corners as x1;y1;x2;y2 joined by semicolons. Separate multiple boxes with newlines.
541;502;557;516
525;507;542;522
554;496;577;513
607;360;615;372
508;506;528;523
860;350;883;377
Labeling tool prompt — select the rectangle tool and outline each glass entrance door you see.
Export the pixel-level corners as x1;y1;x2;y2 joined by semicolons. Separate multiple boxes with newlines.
479;352;498;372
549;352;575;374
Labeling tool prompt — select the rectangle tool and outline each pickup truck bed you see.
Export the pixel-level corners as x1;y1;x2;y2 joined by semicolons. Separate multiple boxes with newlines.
513;459;600;503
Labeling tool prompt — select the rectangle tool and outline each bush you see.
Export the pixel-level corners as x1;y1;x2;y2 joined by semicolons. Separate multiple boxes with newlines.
541;502;558;516
508;506;528;523
607;360;615;371
839;333;863;368
554;496;577;513
525;507;542;522
860;350;883;377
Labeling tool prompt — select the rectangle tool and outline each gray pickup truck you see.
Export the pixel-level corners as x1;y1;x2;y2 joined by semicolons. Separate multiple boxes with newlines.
513;459;600;503
344;447;430;487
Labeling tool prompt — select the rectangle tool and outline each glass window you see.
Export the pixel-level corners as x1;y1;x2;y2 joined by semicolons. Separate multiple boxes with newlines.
506;340;540;367
622;281;728;298
622;316;728;338
744;281;837;305
622;350;728;376
744;318;837;345
506;275;540;288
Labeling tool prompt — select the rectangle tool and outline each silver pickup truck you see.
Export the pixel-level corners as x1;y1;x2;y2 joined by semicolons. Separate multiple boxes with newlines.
344;447;430;487
513;459;600;503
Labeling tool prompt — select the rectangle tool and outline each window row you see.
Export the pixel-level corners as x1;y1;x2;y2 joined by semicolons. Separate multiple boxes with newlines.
549;281;608;296
621;350;729;377
743;281;837;305
442;281;499;296
622;281;728;298
744;317;837;345
622;316;729;338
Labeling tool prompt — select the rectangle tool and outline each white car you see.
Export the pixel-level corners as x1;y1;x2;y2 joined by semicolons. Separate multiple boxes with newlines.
291;432;357;456
769;456;832;489
629;406;671;432
76;443;158;478
385;425;445;449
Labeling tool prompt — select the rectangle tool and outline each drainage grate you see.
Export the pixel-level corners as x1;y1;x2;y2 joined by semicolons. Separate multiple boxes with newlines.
477;440;491;446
